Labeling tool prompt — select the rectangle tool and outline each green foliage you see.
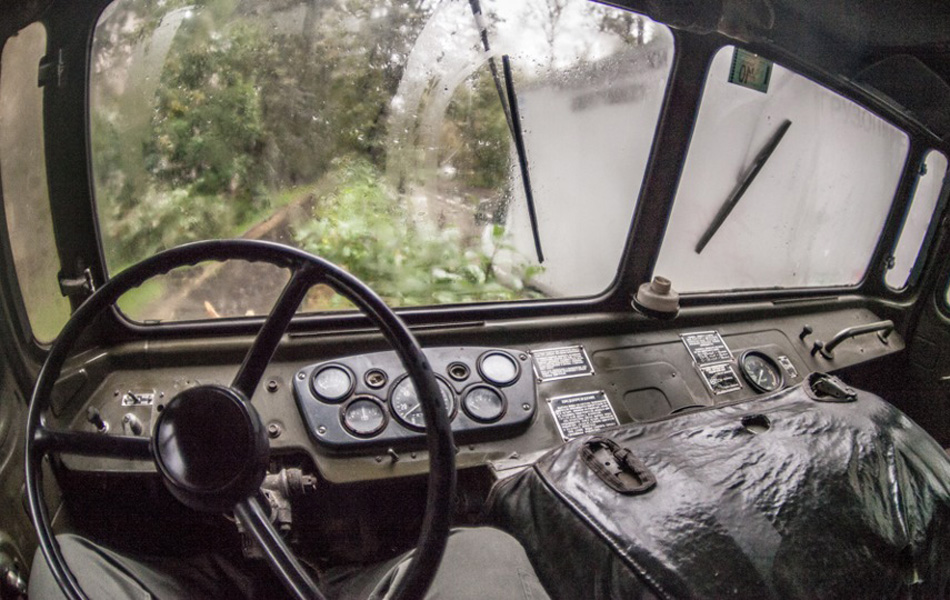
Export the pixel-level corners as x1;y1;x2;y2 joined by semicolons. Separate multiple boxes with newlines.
294;158;541;307
147;22;266;201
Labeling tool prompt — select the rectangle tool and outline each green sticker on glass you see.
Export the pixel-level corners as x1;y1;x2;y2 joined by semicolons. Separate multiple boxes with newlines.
729;48;773;93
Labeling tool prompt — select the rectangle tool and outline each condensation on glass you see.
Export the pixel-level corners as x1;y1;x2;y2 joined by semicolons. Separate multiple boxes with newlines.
654;46;910;293
89;0;673;322
1;23;71;342
885;150;947;291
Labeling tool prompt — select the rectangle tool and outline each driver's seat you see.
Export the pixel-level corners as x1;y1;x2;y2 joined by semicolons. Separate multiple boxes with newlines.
29;527;551;600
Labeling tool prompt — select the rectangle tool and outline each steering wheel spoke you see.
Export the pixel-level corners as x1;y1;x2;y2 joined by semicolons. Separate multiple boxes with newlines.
235;496;326;600
33;426;152;460
232;264;317;399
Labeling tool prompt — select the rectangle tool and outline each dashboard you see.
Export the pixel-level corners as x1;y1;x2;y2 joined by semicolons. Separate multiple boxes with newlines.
59;306;903;483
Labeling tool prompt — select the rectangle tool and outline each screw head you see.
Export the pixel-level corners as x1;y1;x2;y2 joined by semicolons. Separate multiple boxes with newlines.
265;379;279;393
267;422;282;439
522;403;531;411
297;372;306;381
317;425;327;435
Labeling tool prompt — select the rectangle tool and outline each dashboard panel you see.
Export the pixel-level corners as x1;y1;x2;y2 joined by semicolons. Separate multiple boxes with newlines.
58;306;905;483
292;347;537;450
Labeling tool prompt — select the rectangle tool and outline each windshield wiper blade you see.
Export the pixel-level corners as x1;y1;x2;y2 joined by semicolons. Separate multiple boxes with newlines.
694;119;792;254
467;2;542;263
502;55;544;263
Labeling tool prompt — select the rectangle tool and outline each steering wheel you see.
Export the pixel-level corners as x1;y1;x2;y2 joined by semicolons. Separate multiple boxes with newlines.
24;240;456;600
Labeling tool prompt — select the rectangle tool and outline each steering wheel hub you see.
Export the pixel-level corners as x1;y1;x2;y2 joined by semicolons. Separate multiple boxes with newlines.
153;385;268;512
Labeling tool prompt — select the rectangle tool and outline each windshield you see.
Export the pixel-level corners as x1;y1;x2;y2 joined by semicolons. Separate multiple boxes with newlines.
90;0;673;322
654;46;909;293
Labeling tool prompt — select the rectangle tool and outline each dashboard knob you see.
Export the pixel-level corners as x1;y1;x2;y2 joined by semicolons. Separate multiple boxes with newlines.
122;413;144;436
86;407;108;433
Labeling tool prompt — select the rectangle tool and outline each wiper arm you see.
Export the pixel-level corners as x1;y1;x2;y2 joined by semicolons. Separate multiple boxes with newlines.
467;1;543;263
468;0;515;137
694;119;792;254
502;55;544;263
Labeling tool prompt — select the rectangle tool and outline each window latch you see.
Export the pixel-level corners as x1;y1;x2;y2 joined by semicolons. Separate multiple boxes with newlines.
58;268;95;300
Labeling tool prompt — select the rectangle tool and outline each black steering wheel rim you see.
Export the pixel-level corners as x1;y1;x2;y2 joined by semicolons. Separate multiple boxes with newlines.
25;239;456;600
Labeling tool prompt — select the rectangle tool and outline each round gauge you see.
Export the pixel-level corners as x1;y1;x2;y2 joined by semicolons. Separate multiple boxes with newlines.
738;351;784;393
341;397;387;437
311;365;354;403
478;351;520;386
462;386;506;423
390;376;456;430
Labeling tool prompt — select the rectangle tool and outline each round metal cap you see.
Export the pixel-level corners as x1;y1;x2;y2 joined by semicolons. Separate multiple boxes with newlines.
153;385;268;512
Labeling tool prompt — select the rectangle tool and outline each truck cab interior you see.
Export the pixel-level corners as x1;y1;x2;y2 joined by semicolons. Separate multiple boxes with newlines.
2;0;950;598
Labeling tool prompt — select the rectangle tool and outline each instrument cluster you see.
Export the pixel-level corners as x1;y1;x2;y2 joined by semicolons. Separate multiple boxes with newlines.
293;347;537;451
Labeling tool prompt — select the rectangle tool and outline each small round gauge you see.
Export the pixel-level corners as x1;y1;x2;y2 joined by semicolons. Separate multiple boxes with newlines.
390;376;456;430
462;385;506;423
738;351;784;393
311;365;355;403
341;397;387;437
478;351;520;386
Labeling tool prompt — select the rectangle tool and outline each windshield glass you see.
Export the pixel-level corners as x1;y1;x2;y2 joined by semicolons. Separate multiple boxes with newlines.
90;0;673;322
654;46;909;293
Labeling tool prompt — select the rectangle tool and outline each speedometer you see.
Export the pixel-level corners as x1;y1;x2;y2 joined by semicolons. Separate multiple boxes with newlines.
390;376;456;431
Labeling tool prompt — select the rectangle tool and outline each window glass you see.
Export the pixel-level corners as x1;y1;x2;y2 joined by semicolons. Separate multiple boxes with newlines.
91;0;674;322
654;46;909;293
1;24;70;342
885;150;947;290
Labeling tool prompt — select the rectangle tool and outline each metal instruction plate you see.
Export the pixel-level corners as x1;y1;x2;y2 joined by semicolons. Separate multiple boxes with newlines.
548;391;619;442
681;331;734;365
698;363;743;395
532;345;594;382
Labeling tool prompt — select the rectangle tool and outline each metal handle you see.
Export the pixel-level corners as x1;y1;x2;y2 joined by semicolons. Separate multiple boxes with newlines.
812;320;894;359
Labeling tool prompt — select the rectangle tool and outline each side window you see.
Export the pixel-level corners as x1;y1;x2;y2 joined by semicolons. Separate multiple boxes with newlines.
885;150;948;290
0;24;70;342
